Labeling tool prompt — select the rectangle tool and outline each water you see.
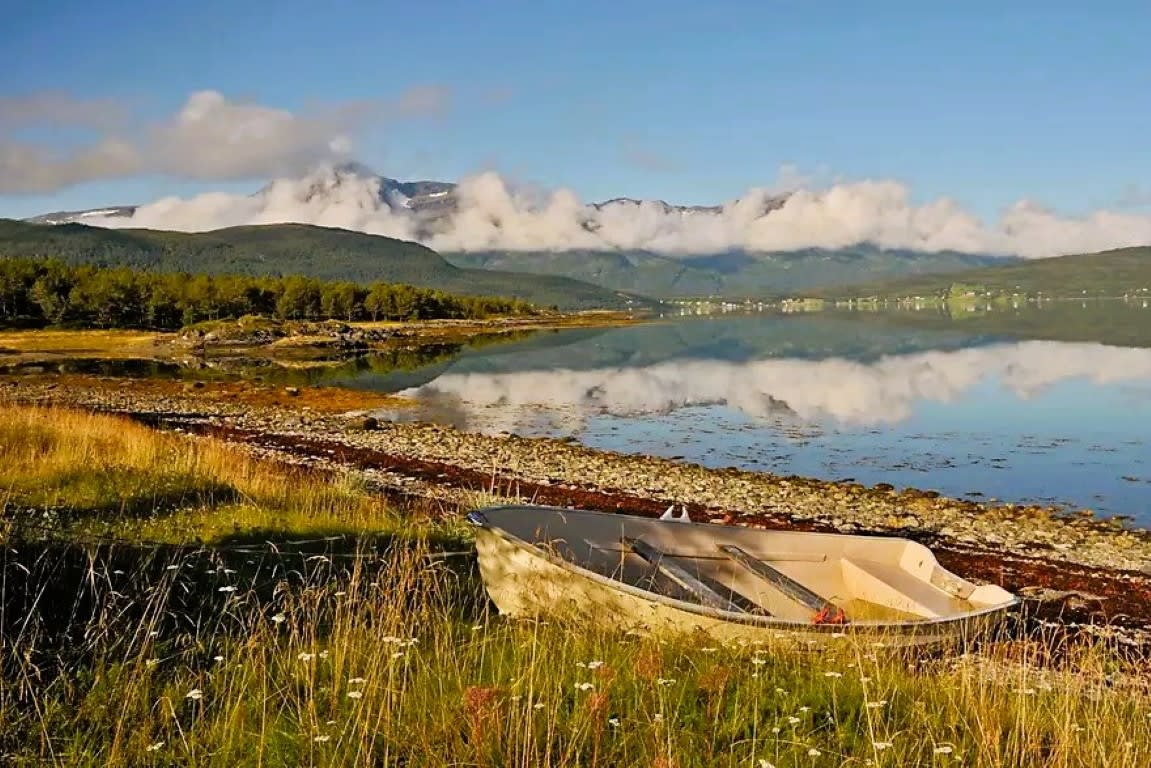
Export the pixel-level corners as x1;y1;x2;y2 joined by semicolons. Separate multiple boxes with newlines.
351;311;1151;527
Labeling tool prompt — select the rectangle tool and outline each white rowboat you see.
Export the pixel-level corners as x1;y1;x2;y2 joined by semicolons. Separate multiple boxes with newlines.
467;505;1018;647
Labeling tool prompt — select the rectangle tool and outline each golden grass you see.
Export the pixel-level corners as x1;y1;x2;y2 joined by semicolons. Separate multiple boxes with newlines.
3;374;408;413
0;328;168;357
0;403;432;544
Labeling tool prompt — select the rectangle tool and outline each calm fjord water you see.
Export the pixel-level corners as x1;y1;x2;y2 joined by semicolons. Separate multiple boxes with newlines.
350;311;1150;527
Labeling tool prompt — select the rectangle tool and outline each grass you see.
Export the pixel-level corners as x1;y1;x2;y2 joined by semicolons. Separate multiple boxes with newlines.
0;403;439;544
0;329;165;357
2;404;1150;766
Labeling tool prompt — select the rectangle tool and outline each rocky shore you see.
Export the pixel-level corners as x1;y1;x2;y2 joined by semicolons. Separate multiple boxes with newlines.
4;375;1150;646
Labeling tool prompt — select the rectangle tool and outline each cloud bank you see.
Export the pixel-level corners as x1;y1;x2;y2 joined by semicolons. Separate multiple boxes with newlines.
85;163;1151;259
396;341;1151;433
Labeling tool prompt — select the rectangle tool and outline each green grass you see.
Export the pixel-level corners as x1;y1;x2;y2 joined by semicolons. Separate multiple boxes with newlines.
2;404;1149;766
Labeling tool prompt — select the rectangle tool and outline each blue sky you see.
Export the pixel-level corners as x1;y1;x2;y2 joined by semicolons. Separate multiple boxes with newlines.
2;0;1150;219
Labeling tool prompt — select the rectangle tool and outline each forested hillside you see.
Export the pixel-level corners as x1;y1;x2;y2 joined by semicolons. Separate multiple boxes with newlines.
0;220;650;311
0;257;537;330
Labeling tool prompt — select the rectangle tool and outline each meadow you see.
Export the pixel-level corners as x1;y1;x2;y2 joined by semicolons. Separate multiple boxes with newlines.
1;403;1148;766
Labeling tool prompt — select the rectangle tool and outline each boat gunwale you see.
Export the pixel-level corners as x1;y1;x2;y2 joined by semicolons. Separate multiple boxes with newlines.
469;504;1021;636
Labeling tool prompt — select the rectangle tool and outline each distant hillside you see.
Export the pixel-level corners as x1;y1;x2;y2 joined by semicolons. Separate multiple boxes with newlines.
446;245;1007;299
0;220;652;311
818;246;1151;300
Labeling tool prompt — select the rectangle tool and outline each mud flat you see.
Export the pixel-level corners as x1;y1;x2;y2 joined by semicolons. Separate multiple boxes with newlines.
3;374;1150;648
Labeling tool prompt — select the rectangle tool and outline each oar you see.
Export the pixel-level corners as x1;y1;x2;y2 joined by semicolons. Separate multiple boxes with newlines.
719;544;848;625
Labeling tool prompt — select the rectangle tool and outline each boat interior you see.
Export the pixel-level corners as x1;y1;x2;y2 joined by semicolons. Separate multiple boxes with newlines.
478;506;1014;624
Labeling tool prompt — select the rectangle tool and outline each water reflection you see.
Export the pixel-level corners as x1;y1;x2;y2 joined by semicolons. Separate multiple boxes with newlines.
383;319;1151;523
399;341;1151;430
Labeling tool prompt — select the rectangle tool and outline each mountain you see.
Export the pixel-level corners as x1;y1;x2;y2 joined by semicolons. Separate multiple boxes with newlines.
24;164;1015;298
0;219;654;312
818;245;1151;300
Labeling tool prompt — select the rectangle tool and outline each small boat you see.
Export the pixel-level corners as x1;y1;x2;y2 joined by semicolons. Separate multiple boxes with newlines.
467;505;1018;647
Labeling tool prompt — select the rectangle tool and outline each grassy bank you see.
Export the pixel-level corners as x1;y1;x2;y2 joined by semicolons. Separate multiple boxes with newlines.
2;406;1149;766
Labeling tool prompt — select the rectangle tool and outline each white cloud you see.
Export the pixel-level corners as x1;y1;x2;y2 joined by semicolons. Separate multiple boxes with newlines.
89;163;1151;259
0;88;450;194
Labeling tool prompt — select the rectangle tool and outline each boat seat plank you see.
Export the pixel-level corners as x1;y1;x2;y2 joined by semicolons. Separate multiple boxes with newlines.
719;544;847;624
840;558;960;619
625;537;761;615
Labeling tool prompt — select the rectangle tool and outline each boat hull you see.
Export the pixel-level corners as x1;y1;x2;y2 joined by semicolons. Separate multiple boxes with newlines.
473;522;1014;648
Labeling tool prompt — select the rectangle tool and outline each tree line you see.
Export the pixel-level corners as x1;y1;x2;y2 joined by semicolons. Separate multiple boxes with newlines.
0;258;538;329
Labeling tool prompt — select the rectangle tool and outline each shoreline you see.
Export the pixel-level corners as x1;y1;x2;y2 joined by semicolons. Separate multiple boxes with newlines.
3;374;1150;648
0;310;640;367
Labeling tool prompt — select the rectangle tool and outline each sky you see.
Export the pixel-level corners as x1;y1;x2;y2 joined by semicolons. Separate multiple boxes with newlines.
2;0;1150;253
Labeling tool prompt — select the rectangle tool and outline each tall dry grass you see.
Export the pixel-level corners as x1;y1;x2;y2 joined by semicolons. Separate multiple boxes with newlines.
0;403;453;544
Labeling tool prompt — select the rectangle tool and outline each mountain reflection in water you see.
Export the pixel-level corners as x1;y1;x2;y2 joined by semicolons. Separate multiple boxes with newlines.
368;314;1151;525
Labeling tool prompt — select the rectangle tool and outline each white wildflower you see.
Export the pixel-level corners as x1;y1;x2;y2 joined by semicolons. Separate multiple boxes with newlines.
575;682;594;691
933;745;953;754
313;735;330;743
271;613;286;624
347;677;366;685
213;655;224;663
608;717;620;727
873;741;892;750
807;748;821;757
752;657;767;666
865;700;887;709
653;713;664;723
656;678;676;686
824;671;843;678
185;689;203;701
788;716;801;725
758;761;776;768
146;741;164;752
347;690;363;699
217;585;237;593
586;660;605;670
390;652;403;659
298;652;315;662
533;703;545;710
